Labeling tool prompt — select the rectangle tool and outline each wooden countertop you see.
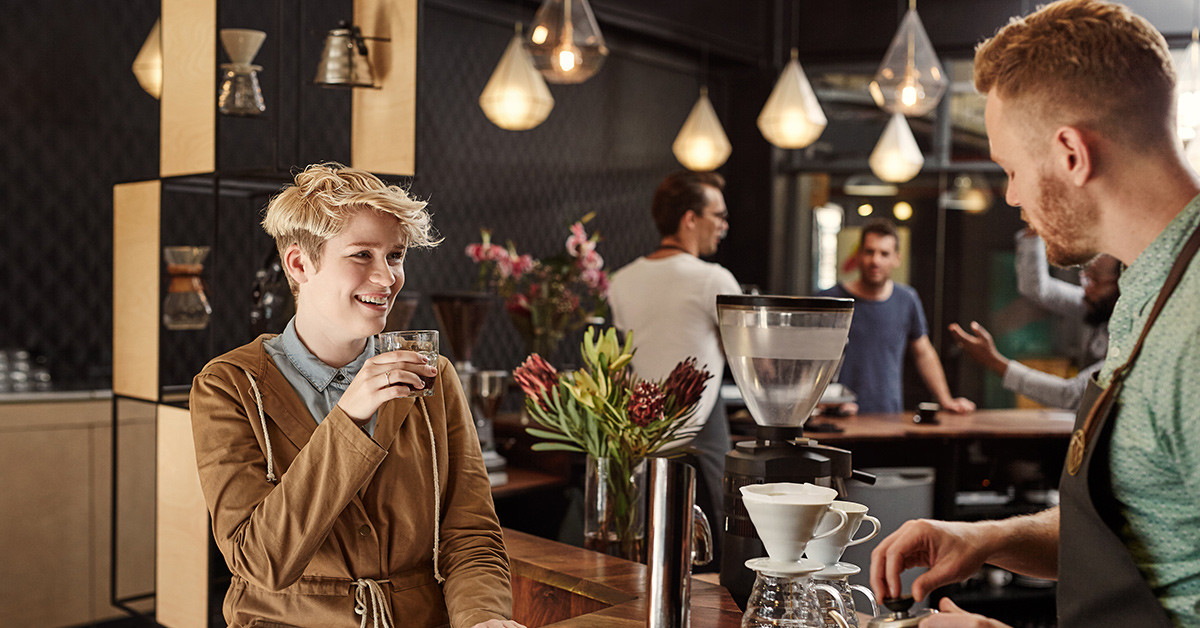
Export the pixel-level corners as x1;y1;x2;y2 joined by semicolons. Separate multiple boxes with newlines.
740;408;1077;443
504;528;743;626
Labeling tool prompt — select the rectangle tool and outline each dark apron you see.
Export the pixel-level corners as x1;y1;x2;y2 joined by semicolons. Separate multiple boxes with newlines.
1056;376;1172;627
1056;223;1200;627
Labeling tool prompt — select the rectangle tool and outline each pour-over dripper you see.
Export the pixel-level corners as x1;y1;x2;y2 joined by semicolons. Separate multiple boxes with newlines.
740;483;847;562
717;295;852;430
431;292;493;372
218;29;267;116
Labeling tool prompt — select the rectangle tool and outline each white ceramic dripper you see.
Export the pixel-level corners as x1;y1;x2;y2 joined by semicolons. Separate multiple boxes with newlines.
740;482;848;562
220;29;266;67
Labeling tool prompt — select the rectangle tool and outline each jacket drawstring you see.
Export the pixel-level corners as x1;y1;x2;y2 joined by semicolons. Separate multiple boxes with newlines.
418;396;445;584
238;366;277;483
353;579;394;628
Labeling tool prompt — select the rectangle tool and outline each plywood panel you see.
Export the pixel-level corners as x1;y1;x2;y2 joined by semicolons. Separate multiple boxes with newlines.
0;416;97;625
113;180;160;401
156;404;208;628
161;0;215;177
352;0;417;175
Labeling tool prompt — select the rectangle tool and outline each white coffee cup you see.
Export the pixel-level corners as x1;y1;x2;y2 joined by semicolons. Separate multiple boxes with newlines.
803;500;880;566
740;483;849;562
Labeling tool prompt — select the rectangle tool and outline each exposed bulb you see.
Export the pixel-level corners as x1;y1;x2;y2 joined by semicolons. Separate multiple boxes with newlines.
557;46;578;72
898;75;924;109
531;24;549;45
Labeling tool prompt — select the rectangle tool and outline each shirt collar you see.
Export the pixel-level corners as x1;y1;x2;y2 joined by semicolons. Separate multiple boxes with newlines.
1117;193;1200;311
275;318;376;392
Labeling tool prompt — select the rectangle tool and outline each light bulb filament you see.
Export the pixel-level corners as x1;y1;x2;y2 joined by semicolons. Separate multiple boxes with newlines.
557;47;577;72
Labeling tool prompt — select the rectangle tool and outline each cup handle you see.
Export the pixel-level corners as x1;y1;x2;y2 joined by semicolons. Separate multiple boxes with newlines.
849;583;878;617
810;508;848;541
845;514;881;547
827;609;850;628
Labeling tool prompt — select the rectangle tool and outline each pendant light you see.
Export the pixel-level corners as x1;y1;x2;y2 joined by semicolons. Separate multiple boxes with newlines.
868;0;947;117
132;18;162;99
758;48;827;149
526;0;609;84
870;113;924;183
673;86;732;172
939;173;993;213
480;24;555;131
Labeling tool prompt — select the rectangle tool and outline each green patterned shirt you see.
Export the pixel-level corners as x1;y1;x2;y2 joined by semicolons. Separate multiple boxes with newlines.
1101;194;1200;625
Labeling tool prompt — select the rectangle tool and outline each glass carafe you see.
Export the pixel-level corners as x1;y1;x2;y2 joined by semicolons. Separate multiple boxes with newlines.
813;563;877;628
163;246;212;330
218;64;265;115
743;558;848;628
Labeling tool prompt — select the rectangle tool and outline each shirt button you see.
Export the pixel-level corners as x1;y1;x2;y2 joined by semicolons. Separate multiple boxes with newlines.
359;525;370;537
335;373;345;382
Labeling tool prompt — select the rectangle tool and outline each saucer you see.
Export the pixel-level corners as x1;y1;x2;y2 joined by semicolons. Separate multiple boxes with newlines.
812;562;861;579
745;557;825;576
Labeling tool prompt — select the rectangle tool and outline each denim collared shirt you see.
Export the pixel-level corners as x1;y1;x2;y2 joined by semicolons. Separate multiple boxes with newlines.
1101;193;1200;623
263;318;378;437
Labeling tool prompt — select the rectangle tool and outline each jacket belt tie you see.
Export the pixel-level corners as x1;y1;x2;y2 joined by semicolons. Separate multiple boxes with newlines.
353;578;393;628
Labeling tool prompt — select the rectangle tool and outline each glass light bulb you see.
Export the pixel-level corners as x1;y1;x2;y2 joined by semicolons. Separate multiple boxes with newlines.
557;47;578;72
531;25;548;45
858;203;874;216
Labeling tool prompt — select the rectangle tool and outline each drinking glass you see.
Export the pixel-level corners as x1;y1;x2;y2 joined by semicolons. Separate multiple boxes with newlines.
377;330;438;397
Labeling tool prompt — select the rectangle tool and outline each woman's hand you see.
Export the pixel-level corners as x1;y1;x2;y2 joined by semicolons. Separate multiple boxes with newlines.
469;620;527;628
336;350;436;424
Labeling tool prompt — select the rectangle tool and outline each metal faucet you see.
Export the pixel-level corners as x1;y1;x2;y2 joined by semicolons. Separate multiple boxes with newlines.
647;457;713;628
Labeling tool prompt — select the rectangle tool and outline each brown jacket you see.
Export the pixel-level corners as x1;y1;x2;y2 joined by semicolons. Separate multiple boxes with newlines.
190;336;512;627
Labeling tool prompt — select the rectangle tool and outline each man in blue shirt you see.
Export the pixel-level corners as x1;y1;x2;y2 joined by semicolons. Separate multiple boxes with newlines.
818;219;974;415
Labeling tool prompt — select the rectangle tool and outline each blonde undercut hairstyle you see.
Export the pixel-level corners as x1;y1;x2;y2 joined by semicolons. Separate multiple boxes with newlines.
974;0;1176;149
262;162;440;295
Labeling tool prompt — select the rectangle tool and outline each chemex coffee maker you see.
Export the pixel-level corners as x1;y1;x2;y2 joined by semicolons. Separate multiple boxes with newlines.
716;295;875;606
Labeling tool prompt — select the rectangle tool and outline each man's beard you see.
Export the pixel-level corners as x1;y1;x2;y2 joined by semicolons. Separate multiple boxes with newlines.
1033;170;1101;267
1084;291;1119;326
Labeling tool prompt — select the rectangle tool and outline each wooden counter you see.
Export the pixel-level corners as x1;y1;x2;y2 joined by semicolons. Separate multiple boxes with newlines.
799;408;1076;443
504;528;743;626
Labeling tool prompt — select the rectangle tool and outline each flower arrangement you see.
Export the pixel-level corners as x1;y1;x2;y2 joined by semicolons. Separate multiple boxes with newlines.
467;215;609;360
513;326;712;559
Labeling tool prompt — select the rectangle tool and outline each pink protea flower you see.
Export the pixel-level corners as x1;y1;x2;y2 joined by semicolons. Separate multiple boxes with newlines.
662;357;712;411
465;243;487;262
485;243;509;262
505;293;531;315
514;354;560;409
628;381;666;427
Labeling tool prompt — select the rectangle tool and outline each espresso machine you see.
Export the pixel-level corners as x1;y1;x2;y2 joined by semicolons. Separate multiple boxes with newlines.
716;295;874;606
431;293;509;485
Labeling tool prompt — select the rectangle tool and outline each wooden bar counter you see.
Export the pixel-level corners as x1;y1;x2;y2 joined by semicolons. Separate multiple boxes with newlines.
504;528;743;626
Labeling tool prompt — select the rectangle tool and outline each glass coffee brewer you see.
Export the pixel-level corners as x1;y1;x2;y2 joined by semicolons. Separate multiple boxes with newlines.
716;295;875;606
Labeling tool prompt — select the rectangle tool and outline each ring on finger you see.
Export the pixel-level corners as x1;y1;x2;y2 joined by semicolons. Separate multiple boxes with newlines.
383;370;394;385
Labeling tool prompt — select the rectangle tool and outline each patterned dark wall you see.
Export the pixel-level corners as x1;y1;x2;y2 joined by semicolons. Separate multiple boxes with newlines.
0;0;159;388
0;0;764;390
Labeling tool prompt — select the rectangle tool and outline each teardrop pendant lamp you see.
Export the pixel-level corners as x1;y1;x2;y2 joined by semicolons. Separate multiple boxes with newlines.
132;18;163;99
526;0;609;84
479;24;555;130
758;48;827;149
868;0;946;117
673;86;732;171
870;113;924;183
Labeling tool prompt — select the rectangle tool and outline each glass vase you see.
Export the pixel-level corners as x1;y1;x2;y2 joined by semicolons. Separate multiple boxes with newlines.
584;455;646;562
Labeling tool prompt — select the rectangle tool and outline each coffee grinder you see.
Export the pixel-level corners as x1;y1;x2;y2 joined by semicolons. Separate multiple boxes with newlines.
716;295;873;606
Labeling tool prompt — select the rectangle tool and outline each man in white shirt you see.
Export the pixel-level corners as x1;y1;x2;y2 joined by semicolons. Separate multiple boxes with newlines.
607;171;741;563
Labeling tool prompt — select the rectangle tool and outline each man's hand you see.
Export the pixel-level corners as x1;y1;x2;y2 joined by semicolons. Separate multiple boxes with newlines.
337;350;437;424
870;519;996;602
948;322;1009;376
470;620;527;628
939;397;976;414
920;598;1012;627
